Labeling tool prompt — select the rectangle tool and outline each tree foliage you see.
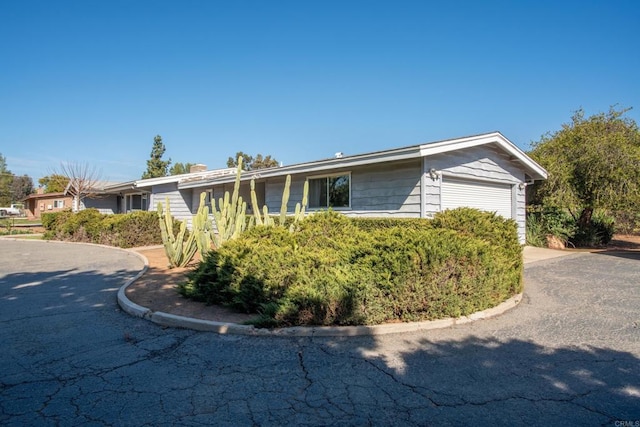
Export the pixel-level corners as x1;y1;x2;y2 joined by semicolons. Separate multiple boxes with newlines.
142;135;171;179
0;153;11;205
169;162;196;175
226;152;279;171
38;174;70;193
11;175;34;201
528;106;640;226
0;154;34;205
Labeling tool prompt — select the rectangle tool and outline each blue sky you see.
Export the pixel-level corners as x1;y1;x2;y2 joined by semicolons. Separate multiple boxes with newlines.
1;0;639;183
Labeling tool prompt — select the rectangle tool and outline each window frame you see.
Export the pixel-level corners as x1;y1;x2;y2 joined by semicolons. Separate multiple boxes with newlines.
306;172;352;210
125;193;148;212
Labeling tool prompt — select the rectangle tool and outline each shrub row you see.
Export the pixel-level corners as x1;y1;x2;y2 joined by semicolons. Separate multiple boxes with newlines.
42;209;164;248
180;208;522;327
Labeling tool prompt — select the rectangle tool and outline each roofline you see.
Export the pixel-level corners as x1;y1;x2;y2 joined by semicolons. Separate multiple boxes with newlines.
418;132;548;180
179;132;547;189
22;191;69;201
102;168;237;192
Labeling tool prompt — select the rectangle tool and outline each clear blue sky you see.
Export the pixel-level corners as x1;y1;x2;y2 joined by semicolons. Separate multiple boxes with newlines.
2;0;639;183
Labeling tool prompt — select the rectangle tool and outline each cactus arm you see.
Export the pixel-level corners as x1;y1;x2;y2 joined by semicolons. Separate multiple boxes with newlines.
279;175;291;226
250;178;263;226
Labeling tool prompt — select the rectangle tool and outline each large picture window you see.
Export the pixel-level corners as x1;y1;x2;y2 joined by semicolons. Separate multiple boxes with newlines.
308;174;350;209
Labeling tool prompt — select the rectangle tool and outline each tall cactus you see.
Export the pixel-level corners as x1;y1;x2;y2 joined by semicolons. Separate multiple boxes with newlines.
211;157;254;247
279;175;291;226
192;191;214;255
250;179;264;226
289;179;309;232
157;198;198;268
250;174;309;231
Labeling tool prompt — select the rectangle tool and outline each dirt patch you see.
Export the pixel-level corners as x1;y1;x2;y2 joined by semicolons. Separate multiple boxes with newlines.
126;247;256;324
608;234;640;250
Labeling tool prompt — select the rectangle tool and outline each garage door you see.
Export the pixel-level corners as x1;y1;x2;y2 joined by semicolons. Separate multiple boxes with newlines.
441;178;513;219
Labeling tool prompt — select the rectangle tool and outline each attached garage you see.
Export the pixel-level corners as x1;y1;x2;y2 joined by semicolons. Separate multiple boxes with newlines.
441;178;514;219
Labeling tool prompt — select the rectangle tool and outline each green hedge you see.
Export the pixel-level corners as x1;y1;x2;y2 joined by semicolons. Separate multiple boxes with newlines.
42;209;164;248
180;209;523;327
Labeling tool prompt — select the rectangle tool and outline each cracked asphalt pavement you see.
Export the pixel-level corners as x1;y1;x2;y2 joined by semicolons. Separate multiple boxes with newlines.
1;239;639;426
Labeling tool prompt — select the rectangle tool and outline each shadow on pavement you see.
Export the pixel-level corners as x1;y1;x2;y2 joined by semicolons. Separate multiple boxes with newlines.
0;268;139;318
326;335;640;423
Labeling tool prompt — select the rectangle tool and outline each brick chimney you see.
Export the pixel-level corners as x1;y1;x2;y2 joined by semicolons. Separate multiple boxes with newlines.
190;164;207;173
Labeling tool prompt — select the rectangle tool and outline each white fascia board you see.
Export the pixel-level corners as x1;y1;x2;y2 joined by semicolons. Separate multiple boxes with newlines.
420;132;548;180
138;168;236;189
103;181;137;192
134;176;181;188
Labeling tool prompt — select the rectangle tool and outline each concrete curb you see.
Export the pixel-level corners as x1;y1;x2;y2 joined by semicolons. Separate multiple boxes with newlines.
116;249;524;335
116;249;151;319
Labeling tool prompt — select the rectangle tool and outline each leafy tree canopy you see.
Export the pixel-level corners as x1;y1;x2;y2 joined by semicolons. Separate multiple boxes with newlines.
142;135;171;179
11;175;34;201
170;162;196;175
528;106;640;225
0;153;12;205
226;152;279;171
0;154;35;204
38;174;70;193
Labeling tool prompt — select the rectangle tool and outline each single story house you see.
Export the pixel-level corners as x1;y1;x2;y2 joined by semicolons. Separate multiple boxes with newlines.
50;132;545;243
119;131;546;243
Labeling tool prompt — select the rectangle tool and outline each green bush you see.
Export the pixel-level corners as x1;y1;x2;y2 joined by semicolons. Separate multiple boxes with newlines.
180;209;523;327
572;210;615;247
526;206;576;247
42;209;164;248
613;211;640;235
526;206;615;247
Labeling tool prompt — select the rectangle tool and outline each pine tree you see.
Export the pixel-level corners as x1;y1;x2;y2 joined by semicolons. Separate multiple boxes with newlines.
142;135;171;179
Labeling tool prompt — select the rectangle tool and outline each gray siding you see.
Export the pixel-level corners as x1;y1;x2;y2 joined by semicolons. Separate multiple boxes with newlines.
81;195;118;214
423;145;527;243
262;160;422;218
150;183;193;225
349;160;421;217
265;177;306;214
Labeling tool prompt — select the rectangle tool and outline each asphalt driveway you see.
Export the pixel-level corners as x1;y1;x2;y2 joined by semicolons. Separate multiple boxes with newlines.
1;239;639;426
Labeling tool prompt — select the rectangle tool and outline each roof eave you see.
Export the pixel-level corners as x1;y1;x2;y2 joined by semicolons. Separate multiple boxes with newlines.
419;132;548;181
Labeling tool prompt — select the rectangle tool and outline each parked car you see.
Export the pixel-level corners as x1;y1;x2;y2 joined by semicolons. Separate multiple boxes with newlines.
0;204;23;217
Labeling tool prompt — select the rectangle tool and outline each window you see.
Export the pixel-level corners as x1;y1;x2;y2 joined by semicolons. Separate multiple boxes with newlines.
205;190;213;209
53;200;64;208
126;194;148;211
308;174;350;209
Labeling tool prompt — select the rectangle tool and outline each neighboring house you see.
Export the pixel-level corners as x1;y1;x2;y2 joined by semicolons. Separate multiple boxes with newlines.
22;189;73;219
22;181;123;218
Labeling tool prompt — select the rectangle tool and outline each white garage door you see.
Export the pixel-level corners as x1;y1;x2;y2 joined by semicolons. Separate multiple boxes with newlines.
441;178;513;219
